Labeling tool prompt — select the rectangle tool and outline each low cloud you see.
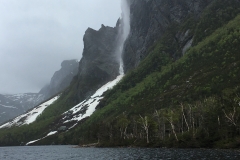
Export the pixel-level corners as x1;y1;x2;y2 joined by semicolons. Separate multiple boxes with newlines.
0;0;121;94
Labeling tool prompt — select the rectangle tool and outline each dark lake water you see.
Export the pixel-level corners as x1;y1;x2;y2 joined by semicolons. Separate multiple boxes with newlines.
1;146;240;160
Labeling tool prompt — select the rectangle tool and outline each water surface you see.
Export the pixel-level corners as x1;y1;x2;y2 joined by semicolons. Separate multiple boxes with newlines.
1;146;240;160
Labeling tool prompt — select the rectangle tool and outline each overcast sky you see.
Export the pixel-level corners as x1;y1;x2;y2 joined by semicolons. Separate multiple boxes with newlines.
0;0;121;94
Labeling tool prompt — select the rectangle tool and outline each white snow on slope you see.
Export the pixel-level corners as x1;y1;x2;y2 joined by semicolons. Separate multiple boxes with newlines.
0;96;59;129
47;131;58;136
26;139;40;146
25;75;123;145
26;131;58;145
1;74;123;146
62;75;124;124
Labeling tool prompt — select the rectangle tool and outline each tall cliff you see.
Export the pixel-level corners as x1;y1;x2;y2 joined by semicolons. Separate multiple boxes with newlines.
74;24;120;101
123;0;212;72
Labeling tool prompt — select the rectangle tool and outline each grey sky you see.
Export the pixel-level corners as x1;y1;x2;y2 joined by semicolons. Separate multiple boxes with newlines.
0;0;121;94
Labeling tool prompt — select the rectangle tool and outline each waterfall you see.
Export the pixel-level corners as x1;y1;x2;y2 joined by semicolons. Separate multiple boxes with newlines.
119;57;124;75
117;0;130;75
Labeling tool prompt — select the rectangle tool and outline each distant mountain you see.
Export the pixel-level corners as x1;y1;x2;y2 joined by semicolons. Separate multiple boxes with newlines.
0;93;44;124
0;59;79;124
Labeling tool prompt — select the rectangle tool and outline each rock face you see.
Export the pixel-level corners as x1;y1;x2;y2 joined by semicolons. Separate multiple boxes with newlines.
39;59;79;99
123;0;212;72
75;25;119;101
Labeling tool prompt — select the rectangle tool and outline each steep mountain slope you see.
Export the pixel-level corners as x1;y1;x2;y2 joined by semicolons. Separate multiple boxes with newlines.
70;1;240;147
0;0;240;148
123;0;212;72
66;0;240;147
68;12;240;148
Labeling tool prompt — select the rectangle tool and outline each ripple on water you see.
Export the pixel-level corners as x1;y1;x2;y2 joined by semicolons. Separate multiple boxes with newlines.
1;146;240;160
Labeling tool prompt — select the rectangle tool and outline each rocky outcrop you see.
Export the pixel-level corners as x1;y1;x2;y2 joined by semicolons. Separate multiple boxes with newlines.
39;59;79;98
123;0;212;72
75;25;119;101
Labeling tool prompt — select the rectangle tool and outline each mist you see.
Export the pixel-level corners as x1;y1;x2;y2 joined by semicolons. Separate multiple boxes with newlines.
0;0;121;94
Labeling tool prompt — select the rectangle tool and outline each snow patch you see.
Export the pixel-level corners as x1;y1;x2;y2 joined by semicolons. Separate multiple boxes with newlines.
26;131;58;145
62;75;123;124
26;139;41;145
25;96;59;124
47;131;58;136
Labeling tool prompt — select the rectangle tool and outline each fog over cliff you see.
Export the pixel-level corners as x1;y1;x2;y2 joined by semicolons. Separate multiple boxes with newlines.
0;0;121;94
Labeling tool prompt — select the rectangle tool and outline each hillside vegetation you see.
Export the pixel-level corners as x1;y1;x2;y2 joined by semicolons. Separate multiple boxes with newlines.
68;5;240;148
0;0;240;148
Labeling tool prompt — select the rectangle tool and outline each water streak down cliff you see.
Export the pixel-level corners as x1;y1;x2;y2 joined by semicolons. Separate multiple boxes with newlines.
116;0;131;75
